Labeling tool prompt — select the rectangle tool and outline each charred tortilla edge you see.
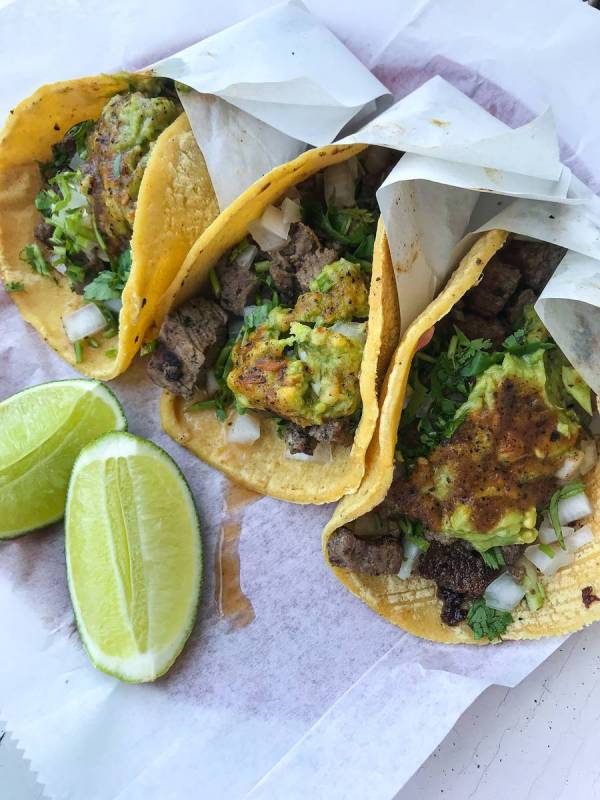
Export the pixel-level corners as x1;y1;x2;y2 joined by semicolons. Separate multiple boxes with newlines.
0;74;219;380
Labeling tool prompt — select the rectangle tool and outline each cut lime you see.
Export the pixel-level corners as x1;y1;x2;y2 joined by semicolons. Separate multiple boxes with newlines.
0;379;126;539
65;432;202;683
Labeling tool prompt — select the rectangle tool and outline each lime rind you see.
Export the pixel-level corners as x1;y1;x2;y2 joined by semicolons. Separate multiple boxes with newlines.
0;379;127;539
65;431;202;683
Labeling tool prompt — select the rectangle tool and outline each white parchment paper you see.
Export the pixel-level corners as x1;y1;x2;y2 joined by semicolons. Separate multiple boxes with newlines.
152;0;389;207
2;1;600;799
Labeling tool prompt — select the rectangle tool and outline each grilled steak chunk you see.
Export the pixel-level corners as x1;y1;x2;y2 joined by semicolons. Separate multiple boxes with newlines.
270;223;338;293
417;540;498;597
437;587;468;626
506;288;537;327
215;257;259;317
147;297;228;398
327;527;403;575
308;418;355;447
464;258;521;318
284;423;316;456
502;240;566;292
452;311;508;346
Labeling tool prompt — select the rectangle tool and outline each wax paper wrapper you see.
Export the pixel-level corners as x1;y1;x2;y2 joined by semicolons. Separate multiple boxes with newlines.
2;1;600;800
152;0;389;208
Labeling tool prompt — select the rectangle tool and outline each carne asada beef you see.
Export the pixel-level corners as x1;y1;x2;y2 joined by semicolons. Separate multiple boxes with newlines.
417;540;498;597
284;423;317;456
502;239;566;292
308;418;355;447
506;288;537;327
270;223;338;293
147;297;228;398
215;257;260;317
437;587;468;626
34;221;55;246
327;527;403;576
451;311;508;346
464;258;521;318
268;257;296;306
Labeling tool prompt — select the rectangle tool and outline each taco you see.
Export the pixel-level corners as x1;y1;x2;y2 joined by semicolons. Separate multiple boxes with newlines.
323;229;600;642
0;72;218;379
151;144;401;503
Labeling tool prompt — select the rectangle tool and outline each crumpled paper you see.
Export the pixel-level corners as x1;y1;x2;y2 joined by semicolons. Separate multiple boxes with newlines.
2;1;600;800
152;0;389;207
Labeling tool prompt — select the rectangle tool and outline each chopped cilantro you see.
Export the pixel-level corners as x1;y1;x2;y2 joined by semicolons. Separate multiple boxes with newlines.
275;418;288;438
4;281;24;293
228;237;251;263
83;247;131;302
395;515;430;552
481;547;506;569
73;340;84;363
20;243;53;278
467;598;513;641
86;336;99;349
140;339;158;357
40;119;94;180
105;348;118;359
209;268;221;298
546;481;585;549
254;260;271;274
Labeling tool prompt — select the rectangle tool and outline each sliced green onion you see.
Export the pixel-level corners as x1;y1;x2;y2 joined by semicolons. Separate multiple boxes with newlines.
73;340;84;363
209;268;221;298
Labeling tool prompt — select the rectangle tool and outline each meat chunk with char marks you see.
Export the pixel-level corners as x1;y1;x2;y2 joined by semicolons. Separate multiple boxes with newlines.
327;527;403;576
501;239;566;292
464;258;521;318
215;256;259;317
270;222;338;294
417;540;498;597
147;297;228;398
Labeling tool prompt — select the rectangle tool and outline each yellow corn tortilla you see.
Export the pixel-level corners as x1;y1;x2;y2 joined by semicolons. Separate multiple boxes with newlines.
323;229;600;642
160;144;401;504
0;73;219;380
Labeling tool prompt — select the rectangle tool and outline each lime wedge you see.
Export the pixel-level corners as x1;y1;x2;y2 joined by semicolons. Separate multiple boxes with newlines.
0;379;126;539
65;432;202;683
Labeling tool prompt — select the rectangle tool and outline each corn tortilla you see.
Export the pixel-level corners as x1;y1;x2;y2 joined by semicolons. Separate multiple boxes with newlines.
323;229;600;642
0;74;219;379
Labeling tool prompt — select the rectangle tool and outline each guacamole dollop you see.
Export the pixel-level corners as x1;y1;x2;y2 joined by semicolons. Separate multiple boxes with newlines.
227;260;368;426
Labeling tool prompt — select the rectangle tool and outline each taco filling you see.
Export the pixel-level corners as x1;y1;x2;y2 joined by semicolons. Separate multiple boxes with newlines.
327;237;598;641
21;77;181;362
147;148;395;457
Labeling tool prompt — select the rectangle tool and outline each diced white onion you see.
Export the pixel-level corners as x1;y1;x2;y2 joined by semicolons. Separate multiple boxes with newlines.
580;439;598;476
66;190;88;210
323;163;355;208
330;321;367;344
398;540;421;580
280;197;302;224
555;450;584;482
557;491;593;525
525;543;574;576
311;381;321;395
298;349;308;362
484;572;526;611
104;298;122;314
226;411;261;446
62;303;107;343
243;305;258;321
285;442;332;463
206;370;219;397
69;153;83;171
538;517;573;545
353;512;385;537
248;205;290;252
53;262;67;275
235;244;258;269
565;524;594;552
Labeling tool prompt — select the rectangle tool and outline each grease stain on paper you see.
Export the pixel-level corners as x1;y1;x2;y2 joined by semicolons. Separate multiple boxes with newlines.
214;482;261;631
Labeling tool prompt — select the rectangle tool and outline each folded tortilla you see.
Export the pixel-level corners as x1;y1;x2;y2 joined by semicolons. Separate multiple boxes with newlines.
322;229;600;642
160;144;401;504
0;73;219;379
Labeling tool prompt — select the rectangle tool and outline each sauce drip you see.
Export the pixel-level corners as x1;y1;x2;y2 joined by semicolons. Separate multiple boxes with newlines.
214;482;261;630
